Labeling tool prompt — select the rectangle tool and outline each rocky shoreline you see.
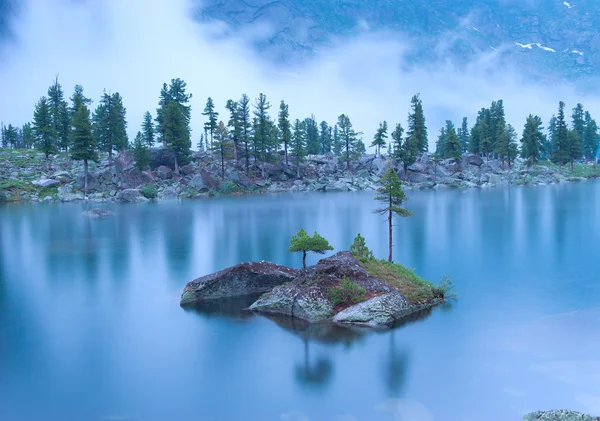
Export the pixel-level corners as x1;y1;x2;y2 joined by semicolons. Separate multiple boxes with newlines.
1;148;599;203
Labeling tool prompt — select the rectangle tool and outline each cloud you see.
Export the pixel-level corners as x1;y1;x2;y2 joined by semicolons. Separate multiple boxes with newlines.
0;0;599;150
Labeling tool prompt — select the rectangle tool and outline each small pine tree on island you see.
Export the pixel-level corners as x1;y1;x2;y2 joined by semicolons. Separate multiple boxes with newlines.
374;169;413;262
132;131;151;171
70;103;98;194
288;229;334;269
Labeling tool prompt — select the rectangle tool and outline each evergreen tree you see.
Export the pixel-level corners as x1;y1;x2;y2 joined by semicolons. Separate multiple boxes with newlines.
506;124;519;170
480;109;493;167
374;168;413;262
47;77;70;159
489;100;506;154
545;115;557;160
332;124;343;156
583;112;599;163
371;121;388;158
238;94;252;175
444;120;462;166
69;84;92;117
407;94;428;153
354;138;366;158
288;229;333;270
304;115;320;155
551;101;570;173
163;101;191;174
70;104;97;193
197;134;205;152
520;115;544;167
0;123;5;148
277;100;291;164
337;114;360;170
469;108;486;155
155;78;192;147
132;131;151;170
290;119;307;178
395;123;419;181
212;121;233;179
435;127;446;157
3;124;18;149
319;121;332;154
457;117;470;153
93;91;128;164
142;111;155;149
567;128;582;172
572;103;585;138
203;97;219;151
22;123;35;149
252;93;274;177
32;97;56;168
225;99;241;161
391;123;404;161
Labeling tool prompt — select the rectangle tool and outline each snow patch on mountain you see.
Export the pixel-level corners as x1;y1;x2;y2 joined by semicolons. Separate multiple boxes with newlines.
563;2;573;8
515;42;556;52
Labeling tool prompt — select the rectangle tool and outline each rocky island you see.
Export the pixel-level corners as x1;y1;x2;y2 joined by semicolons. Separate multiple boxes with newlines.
180;250;449;328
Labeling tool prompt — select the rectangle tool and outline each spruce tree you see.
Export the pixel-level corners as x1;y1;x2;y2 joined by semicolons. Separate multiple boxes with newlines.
319;121;332;154
32;97;56;168
396;123;419;181
93;91;128;164
290;119;307;178
545;115;557;160
163;101;191;174
253;93;273;177
277;100;291;164
70;104;97;193
458;117;470;153
212;121;233;179
22;123;35;149
132;131;151;170
47;77;70;159
0;123;6;148
520;115;544;167
572;103;585;138
142;111;155;149
332;124;343;156
225;99;241;161
391;123;404;161
238;94;252;175
155;78;192;148
371;121;388;158
551;101;570;174
374;169;413;262
444;120;462;166
567;129;582;172
435;127;446;157
480;109;493;167
337;114;360;170
3;124;18;149
407;94;428;153
203;97;219;151
304;115;320;155
583;112;599;163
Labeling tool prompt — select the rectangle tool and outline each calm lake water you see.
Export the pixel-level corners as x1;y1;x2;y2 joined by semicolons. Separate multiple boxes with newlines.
1;184;600;421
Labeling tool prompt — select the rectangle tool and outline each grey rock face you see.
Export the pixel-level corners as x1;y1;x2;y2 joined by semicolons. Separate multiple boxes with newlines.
522;410;600;421
116;189;146;203
463;154;484;167
181;261;299;304
156;165;173;180
332;290;413;327
150;148;176;170
57;184;84;202
32;178;60;188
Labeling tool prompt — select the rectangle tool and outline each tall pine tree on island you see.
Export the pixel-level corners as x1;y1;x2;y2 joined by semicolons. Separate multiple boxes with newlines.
226;99;241;161
212;121;233;179
163;101;191;175
435;127;446;157
319;121;332;154
304;115;320;155
407;94;428;153
252;93;273;177
551;101;570;174
583;111;599;164
203;97;219;151
142;111;155;149
520;115;544;168
337;114;360;171
458;117;470;153
155;78;192;148
32;96;56;169
70;104;97;193
371;121;388;158
93;91;128;165
277;100;291;165
374;168;413;262
47;77;70;160
237;94;252;175
332;124;343;156
567;129;582;172
290;119;307;178
443;120;462;167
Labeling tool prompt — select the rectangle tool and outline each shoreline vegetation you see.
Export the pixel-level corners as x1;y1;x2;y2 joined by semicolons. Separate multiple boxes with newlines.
2;76;599;202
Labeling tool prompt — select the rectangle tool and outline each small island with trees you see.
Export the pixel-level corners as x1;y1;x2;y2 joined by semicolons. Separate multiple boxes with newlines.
180;171;453;327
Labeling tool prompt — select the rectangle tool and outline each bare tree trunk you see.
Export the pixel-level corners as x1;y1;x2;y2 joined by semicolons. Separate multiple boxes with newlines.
84;159;89;194
297;163;300;179
302;251;307;269
233;142;238;161
221;148;225;179
388;205;393;263
173;150;180;175
285;144;288;165
108;149;113;167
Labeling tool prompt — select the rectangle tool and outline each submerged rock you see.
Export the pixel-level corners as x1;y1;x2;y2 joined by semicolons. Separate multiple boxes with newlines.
180;261;299;305
523;410;599;421
81;209;115;219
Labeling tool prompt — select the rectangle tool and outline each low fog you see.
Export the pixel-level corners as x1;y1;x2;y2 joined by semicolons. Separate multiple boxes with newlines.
0;0;599;149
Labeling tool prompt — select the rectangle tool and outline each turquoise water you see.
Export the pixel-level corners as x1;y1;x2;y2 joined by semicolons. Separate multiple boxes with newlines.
1;184;600;421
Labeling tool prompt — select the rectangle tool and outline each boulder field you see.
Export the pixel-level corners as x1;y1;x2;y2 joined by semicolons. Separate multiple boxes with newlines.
180;251;446;328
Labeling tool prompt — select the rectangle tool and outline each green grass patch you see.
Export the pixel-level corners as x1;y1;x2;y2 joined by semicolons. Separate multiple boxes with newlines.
358;258;451;305
328;277;367;306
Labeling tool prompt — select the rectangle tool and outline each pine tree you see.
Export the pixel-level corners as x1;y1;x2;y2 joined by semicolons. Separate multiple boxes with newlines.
93;91;128;164
203;97;219;151
212;121;233;179
319;121;332;154
70;104;97;193
458;117;470;153
332;124;343;156
480;109;493;167
506;124;519;170
132;131;151;170
469;108;486;155
277;101;291;164
290;119;307;178
374;169;413;262
0;123;6;148
396;123;419;181
371;121;388;158
3;124;18;149
288;229;333;270
551;101;570;174
583;112;599;163
520;115;544;167
567;129;582;172
337;114;360;170
435;127;446;157
225;99;241;161
253;93;274;177
572;103;585;138
489;100;506;155
407;94;428;153
163;101;191;174
304;115;320;155
238;94;252;175
444;120;462;166
47;77;70;159
495;124;509;170
22;123;35;149
142;111;155;149
545;115;556;160
155;78;192;147
32;97;56;168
